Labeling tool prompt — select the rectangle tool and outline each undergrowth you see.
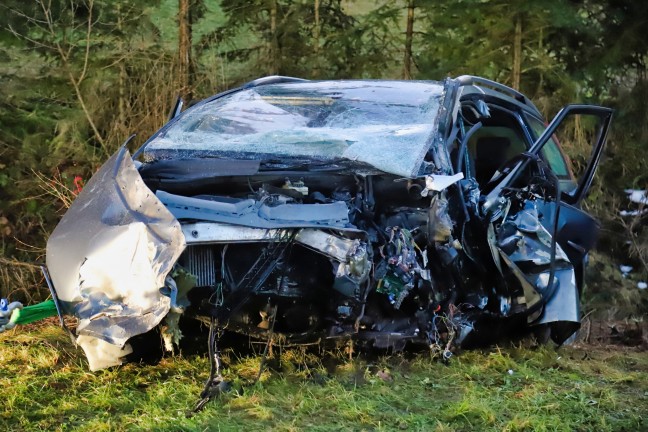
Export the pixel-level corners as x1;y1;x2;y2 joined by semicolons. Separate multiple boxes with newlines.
1;321;646;431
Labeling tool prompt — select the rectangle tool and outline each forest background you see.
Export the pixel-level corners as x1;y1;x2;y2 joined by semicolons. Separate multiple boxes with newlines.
0;0;646;317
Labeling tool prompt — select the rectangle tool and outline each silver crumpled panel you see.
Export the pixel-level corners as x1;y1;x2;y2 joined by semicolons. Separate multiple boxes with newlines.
46;147;185;369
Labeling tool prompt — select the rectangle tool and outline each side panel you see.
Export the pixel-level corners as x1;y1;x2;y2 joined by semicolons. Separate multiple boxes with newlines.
537;200;599;289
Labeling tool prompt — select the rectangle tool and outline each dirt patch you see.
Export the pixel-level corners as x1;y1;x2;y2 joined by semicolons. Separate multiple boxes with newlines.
576;317;648;349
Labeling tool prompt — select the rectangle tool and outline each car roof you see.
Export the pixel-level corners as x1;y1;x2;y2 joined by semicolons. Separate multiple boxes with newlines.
135;75;543;161
454;75;543;118
241;75;543;118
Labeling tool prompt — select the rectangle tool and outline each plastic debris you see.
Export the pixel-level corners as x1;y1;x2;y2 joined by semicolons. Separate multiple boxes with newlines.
8;299;58;325
625;189;648;205
1;299;59;332
619;209;648;217
620;265;633;276
422;172;464;195
638;281;647;290
0;299;23;332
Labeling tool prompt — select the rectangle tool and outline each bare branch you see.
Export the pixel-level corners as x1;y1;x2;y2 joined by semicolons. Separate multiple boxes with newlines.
78;0;94;83
6;25;57;51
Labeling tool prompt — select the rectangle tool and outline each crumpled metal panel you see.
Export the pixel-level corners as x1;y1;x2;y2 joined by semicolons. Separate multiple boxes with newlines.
535;267;580;336
46;147;186;349
180;222;361;263
495;200;580;343
157;190;351;229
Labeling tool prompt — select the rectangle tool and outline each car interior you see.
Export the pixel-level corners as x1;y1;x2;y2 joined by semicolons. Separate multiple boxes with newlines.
458;102;530;189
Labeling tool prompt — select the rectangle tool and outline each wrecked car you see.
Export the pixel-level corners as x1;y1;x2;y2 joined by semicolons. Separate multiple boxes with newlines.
44;76;613;375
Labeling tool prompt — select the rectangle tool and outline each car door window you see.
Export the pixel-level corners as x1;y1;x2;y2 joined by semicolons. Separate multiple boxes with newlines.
523;106;612;205
525;116;573;179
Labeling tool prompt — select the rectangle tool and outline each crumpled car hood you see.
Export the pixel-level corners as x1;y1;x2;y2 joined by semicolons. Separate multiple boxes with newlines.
46;147;185;369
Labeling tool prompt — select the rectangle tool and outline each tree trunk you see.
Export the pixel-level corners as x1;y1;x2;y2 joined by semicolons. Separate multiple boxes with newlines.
313;0;320;78
269;0;279;75
512;13;522;90
178;0;193;102
536;26;543;97
116;3;127;131
403;0;415;79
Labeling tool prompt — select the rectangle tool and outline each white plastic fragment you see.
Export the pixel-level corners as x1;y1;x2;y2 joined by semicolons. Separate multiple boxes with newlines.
620;265;633;276
422;172;464;196
619;209;648;217
624;189;648;205
638;281;647;290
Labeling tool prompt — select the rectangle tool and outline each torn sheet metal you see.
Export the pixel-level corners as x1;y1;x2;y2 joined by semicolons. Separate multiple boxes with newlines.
494;199;580;341
157;190;351;229
534;267;580;342
76;335;134;371
46;147;185;365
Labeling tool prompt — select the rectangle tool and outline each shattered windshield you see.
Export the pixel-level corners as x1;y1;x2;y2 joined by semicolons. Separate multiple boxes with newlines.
144;81;445;178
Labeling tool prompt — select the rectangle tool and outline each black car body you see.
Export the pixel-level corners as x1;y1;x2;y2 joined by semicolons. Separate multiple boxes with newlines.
44;76;612;370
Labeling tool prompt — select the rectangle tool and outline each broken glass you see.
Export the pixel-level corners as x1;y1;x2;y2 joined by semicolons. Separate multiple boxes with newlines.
145;81;445;178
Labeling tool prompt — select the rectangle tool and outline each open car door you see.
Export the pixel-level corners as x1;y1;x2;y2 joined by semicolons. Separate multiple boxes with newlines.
531;105;613;294
484;104;613;212
485;104;613;275
480;104;612;343
529;105;613;205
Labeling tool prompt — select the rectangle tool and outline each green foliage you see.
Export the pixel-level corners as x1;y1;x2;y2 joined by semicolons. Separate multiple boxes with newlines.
0;0;174;278
210;0;366;79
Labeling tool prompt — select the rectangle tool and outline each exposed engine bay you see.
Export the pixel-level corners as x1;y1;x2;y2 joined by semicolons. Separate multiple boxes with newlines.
156;172;453;352
140;161;576;364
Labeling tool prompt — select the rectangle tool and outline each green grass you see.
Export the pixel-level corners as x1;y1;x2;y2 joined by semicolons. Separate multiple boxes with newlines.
1;323;647;431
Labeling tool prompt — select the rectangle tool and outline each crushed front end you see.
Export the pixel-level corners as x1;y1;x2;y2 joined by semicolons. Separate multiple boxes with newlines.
44;79;591;372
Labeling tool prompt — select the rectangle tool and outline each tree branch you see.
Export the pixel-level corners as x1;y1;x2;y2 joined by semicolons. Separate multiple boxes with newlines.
39;0;106;151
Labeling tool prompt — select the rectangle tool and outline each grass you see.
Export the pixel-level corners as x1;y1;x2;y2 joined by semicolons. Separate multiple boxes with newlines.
1;321;647;431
